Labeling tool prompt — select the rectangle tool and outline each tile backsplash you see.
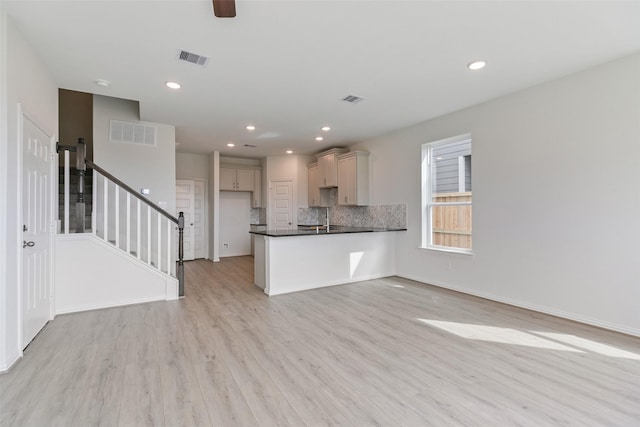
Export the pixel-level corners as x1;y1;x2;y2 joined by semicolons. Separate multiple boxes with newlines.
298;189;406;229
250;208;266;225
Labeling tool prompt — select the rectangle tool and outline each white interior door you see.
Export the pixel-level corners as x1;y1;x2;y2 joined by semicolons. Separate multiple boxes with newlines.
193;180;207;259
22;115;54;347
270;180;293;230
176;180;195;261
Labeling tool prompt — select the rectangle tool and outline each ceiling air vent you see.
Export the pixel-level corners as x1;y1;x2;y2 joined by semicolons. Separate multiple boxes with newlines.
341;94;366;104
176;49;209;67
243;144;257;148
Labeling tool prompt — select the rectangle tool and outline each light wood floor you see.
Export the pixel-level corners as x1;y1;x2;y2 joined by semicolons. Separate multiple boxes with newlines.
2;257;640;426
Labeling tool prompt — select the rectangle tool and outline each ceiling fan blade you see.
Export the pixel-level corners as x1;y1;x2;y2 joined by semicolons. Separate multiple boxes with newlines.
213;0;236;18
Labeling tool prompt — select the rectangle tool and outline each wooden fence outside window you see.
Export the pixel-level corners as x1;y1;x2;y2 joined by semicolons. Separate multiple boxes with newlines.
432;192;472;249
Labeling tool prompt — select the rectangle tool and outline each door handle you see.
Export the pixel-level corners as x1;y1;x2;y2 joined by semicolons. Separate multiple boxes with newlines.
23;241;35;248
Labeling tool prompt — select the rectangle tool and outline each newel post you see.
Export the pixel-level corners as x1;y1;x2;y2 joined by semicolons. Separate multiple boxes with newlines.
177;211;185;297
75;137;86;233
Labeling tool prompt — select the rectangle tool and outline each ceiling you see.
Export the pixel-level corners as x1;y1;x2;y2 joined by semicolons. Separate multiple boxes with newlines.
5;1;640;158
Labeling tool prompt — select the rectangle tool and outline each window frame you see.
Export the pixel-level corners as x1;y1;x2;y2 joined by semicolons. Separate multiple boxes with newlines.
421;133;473;255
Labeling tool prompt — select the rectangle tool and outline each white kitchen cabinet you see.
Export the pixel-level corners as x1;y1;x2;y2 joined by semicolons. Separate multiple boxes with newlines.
220;167;236;191
307;163;331;207
253;170;262;208
315;148;348;188
337;151;369;206
236;168;254;191
220;165;256;192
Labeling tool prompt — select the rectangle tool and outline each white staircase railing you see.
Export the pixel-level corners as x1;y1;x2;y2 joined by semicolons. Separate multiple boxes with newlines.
57;138;185;296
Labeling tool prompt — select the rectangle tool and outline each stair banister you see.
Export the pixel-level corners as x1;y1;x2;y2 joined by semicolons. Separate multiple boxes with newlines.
178;212;184;297
57;139;186;296
87;160;185;296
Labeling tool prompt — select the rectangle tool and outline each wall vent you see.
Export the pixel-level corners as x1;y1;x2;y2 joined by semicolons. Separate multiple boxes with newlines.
341;94;366;104
110;120;157;146
176;49;209;67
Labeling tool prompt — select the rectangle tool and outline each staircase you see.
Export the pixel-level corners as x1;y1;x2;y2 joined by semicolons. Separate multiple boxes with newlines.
56;139;185;308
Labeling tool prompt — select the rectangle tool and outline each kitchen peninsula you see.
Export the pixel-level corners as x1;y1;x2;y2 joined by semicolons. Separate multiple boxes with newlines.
251;226;405;296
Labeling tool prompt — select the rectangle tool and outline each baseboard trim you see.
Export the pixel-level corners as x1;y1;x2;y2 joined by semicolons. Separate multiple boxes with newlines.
397;273;640;338
0;352;21;374
55;295;169;316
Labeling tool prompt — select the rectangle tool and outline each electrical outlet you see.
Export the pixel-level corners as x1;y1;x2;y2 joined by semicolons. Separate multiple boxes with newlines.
223;242;229;248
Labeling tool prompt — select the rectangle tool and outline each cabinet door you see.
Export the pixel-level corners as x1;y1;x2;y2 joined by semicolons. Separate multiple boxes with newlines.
337;156;355;205
253;170;262;208
236;168;255;191
318;154;337;188
308;164;319;206
220;167;236;190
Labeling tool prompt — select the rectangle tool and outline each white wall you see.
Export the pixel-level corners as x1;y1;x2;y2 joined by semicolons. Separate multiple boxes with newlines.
55;234;178;314
353;54;640;335
1;12;58;370
176;152;209;180
208;151;220;261
219;191;251;257
93;95;176;215
0;6;9;372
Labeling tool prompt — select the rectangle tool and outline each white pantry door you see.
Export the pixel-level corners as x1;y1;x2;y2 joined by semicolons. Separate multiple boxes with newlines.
176;180;195;261
22;115;54;347
271;180;293;230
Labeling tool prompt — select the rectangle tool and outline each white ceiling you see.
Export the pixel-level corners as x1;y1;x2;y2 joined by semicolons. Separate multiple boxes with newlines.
5;1;640;158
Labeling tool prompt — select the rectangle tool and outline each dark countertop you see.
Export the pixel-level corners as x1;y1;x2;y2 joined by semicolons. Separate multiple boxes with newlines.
250;225;406;237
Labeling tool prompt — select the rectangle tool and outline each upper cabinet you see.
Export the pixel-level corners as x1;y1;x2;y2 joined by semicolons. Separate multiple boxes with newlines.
220;165;256;192
307;163;330;207
315;148;348;188
337;151;369;206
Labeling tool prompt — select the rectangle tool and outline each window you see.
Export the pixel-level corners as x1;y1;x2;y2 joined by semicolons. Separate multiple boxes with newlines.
422;134;472;253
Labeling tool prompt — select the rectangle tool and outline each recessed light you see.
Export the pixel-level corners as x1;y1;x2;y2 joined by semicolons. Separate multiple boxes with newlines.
467;60;486;71
315;136;324;141
246;125;256;131
286;150;293;154
227;143;235;147
166;81;181;89
321;126;331;132
95;79;110;87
